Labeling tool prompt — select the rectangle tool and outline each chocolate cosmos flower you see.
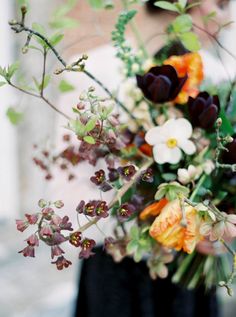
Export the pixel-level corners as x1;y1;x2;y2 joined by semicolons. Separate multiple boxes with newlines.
136;65;187;103
188;92;220;129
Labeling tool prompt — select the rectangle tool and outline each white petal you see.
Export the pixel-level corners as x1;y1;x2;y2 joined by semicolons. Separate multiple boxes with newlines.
188;165;197;178
168;147;182;164
225;222;236;238
178;140;196;155
145;127;167;145
227;214;236;224
177;168;190;184
174;118;193;140
153;144;171;164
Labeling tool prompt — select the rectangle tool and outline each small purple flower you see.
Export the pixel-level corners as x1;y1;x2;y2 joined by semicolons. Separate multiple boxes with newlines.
95;201;109;218
90;169;106;185
188;92;220;129
76;200;85;214
51;214;62;226
19;245;35;257
51;245;65;259
117;203;136;222
108;167;119;182
51;232;66;245
137;65;187;103
117;165;136;181
141;168;154;183
79;238;96;259
25;234;39;247
69;232;82;247
16;219;29;232
51;256;72;270
60;216;73;231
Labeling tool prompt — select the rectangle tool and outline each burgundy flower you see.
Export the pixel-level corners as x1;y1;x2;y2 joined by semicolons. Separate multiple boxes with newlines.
60;216;73;231
42;208;54;219
188;92;220;129
108;168;119;182
222;137;236;164
51;214;62;226
117;165;136;181
51;245;65;259
51;256;72;270
51;232;66;245
25;213;39;225
90;169;106;185
137;65;187;103
16;219;29;232
25;234;39;247
77;200;109;218
69;232;82;247
95;201;109;218
19;245;35;257
79;238;96;259
117;203;136;222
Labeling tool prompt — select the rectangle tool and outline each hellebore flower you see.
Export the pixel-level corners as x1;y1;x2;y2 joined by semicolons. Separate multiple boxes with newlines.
117;203;136;222
145;118;196;164
136;65;187;103
149;200;202;254
177;165;202;185
188;92;220;129
222;137;236;164
79;238;96;259
164;52;204;104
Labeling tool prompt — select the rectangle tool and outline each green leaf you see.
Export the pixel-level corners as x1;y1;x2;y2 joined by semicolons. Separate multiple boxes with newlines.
162;173;176;181
32;22;47;35
85;118;97;132
0;81;6;87
50;33;64;46
179;32;201;52
127;240;138;254
6;107;23;125
69;119;85;136
179;0;187;8
50;17;79;30
130;226;139;240
7;61;20;80
154;1;180;13
172;14;192;33
50;0;79;29
58;79;75;93
83;135;96;144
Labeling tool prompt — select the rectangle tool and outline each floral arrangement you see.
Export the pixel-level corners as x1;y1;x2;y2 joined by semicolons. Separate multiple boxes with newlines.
2;0;236;296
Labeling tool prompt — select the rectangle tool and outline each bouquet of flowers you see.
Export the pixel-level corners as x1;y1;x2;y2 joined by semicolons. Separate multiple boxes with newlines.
3;0;236;296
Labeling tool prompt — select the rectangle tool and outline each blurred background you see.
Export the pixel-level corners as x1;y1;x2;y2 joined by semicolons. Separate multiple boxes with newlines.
1;0;236;316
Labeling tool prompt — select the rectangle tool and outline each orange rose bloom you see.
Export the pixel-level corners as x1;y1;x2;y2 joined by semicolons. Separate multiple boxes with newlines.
139;198;169;221
164;52;204;104
149;200;202;254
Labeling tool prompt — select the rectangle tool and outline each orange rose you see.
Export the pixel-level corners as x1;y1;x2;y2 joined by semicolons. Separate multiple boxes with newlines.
164;52;204;104
139;198;169;221
149;200;202;254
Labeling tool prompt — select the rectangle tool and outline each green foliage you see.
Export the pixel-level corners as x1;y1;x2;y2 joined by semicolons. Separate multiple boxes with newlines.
58;79;75;93
0;62;20;82
6;107;23;125
83;135;96;144
112;10;143;77
179;32;201;52
69;117;97;144
171;14;192;33
50;0;79;30
33;75;51;91
88;0;114;9
155;1;180;13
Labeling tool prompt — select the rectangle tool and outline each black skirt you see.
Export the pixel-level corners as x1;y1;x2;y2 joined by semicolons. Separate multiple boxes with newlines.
75;247;219;317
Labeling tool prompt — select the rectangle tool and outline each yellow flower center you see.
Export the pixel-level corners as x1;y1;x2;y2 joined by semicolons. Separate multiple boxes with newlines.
166;138;177;148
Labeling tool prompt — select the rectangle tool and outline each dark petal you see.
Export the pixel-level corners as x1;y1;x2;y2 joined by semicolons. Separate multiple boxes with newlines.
206;95;213;107
143;72;156;87
136;74;144;90
197;91;210;100
148;75;171;103
188;97;206;126
150;65;179;88
171;75;188;100
198;104;218;129
222;138;236;164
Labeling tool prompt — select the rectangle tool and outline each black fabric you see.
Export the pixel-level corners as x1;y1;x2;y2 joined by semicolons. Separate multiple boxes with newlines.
75;247;219;317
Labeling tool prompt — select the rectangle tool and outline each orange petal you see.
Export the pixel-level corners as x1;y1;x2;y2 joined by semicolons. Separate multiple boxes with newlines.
139;198;169;221
139;143;153;157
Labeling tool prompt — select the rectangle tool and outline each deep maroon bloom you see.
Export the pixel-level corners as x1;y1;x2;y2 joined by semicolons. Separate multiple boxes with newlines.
69;232;82;247
79;238;96;259
188;92;220;129
90;169;106;185
136;65;187;103
141;168;154;183
77;200;109;218
19;245;35;257
222;137;236;165
42;208;54;219
25;234;39;247
51;245;65;259
40;224;53;237
25;213;39;224
51;256;72;270
95;201;109;218
16;219;29;232
117;203;136;222
117;165;136;181
76;200;85;214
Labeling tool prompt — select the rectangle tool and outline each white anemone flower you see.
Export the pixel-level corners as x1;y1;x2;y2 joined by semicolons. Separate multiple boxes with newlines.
177;165;202;185
145;118;196;164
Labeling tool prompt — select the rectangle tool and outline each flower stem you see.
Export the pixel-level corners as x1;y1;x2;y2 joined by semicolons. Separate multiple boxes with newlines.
189;174;207;201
